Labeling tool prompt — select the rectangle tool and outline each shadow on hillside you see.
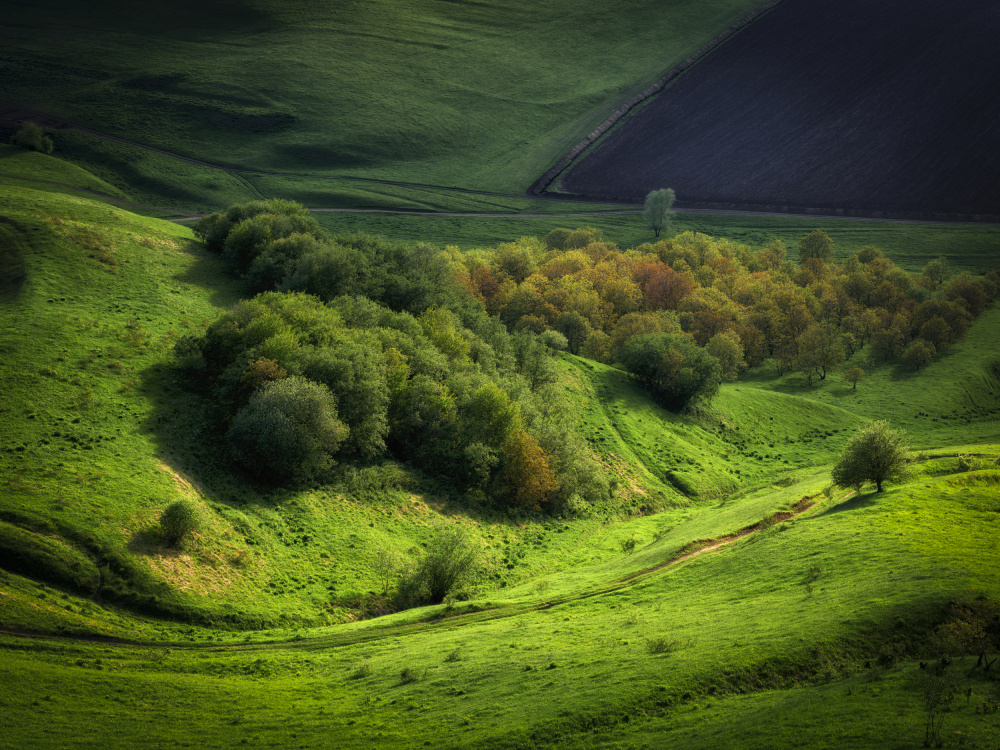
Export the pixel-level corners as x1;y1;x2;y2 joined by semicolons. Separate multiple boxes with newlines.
173;239;244;310
0;216;29;303
812;492;878;516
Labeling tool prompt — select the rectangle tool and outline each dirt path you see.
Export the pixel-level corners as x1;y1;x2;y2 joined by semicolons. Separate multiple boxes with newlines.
0;487;858;652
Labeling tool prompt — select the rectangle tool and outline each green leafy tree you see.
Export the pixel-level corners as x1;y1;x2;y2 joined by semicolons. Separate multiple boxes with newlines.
227;376;349;484
797;230;834;263
706;330;745;382
831;420;908;493
555;310;592;354
922;255;951;289
621;333;721;410
12;122;53;154
643;188;676;238
842;365;865;390
903;339;935;370
795;323;846;384
396;526;479;606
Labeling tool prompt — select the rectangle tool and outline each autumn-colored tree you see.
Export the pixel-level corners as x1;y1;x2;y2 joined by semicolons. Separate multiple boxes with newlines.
240;356;288;394
636;262;694;310
501;429;558;511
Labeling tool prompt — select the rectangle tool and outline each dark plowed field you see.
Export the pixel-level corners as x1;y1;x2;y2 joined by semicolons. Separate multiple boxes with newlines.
559;0;1000;219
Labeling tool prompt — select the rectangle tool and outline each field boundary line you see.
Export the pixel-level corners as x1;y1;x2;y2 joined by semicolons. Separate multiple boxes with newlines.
528;0;790;196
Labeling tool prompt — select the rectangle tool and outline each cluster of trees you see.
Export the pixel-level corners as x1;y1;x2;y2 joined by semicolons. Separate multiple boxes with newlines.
451;227;999;405
180;202;608;510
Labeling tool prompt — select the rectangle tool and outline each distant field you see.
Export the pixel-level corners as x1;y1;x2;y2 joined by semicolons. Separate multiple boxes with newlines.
559;0;1000;218
314;209;1000;272
0;0;764;193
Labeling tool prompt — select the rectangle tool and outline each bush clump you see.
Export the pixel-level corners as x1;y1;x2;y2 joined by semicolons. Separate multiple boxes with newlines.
396;526;479;607
227;376;348;484
159;500;199;548
12;122;53;154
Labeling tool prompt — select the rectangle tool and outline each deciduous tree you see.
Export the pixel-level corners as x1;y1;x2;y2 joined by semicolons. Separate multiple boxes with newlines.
831;420;908;493
643;188;676;238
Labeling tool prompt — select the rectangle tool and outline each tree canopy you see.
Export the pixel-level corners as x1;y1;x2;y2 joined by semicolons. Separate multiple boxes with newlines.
832;420;909;493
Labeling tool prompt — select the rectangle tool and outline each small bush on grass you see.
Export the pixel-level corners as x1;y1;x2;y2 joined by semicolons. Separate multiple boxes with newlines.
395;526;479;608
400;667;420;684
12;122;53;154
350;662;372;680
647;637;681;655
159;500;199;548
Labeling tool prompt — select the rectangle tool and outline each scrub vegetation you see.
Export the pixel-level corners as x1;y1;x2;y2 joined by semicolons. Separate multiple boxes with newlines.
1;0;999;744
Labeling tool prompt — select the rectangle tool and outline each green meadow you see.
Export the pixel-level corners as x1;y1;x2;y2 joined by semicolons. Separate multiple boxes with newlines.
2;0;1000;745
1;0;766;192
2;142;999;749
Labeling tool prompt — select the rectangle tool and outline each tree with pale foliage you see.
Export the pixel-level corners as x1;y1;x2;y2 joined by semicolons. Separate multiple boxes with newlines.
643;188;676;238
832;420;908;493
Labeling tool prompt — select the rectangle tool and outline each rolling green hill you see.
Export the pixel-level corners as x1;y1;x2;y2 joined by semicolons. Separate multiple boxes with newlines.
1;152;999;748
1;0;766;193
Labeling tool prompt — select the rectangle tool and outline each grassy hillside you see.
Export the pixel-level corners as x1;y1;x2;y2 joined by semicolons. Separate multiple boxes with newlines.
1;158;998;748
1;0;766;193
3;459;998;748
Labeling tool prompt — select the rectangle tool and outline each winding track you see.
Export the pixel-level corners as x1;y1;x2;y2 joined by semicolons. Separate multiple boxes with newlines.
0;487;854;652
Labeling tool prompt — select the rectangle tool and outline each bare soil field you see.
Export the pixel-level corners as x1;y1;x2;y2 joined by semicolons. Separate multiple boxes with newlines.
558;0;1000;220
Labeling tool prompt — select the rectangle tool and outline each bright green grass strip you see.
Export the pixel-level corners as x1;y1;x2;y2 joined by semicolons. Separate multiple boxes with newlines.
0;145;126;197
313;210;1000;271
572;661;1000;749
2;467;997;748
1;0;766;192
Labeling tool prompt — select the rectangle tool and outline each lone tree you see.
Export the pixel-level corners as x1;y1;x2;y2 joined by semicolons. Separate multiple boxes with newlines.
832;420;908;493
643;188;676;238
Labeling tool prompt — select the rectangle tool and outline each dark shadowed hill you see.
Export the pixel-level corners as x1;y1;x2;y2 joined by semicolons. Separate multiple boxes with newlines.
559;0;1000;220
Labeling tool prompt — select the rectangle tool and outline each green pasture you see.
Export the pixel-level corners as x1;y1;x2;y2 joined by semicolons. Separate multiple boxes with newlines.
1;142;999;748
1;0;766;193
3;462;998;748
313;209;1000;272
4;183;859;634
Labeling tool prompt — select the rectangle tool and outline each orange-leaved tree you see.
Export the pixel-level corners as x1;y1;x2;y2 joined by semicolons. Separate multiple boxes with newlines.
501;429;557;511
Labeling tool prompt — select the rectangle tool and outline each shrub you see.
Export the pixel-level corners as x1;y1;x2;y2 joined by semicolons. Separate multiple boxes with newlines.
226;376;348;484
400;667;420;684
646;637;681;655
12;122;53;154
395;526;479;607
159;500;199;548
350;662;372;680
